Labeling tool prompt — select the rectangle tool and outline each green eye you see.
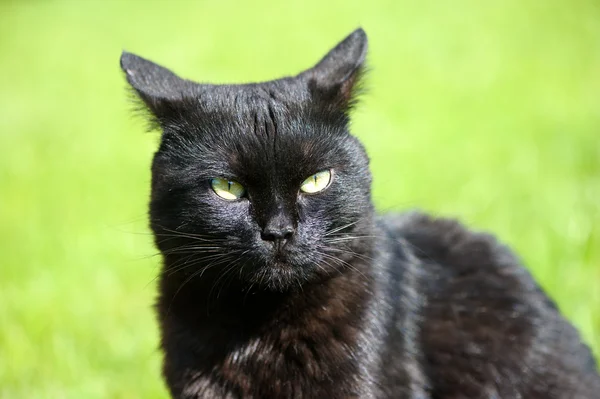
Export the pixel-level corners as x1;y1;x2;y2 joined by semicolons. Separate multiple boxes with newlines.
210;178;245;200
300;170;332;194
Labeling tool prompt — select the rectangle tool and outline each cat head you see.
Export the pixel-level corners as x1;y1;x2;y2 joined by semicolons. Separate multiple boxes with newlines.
122;29;374;292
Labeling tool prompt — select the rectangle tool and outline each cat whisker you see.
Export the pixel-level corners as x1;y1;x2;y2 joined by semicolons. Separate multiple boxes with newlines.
166;253;201;275
162;246;224;256
166;254;239;317
324;220;362;236
324;233;379;238
216;263;243;300
395;237;438;265
155;234;219;245
167;252;231;276
317;250;369;280
153;225;223;242
314;257;337;277
208;253;249;302
324;246;376;262
145;252;219;288
237;250;252;279
323;235;378;243
242;280;258;304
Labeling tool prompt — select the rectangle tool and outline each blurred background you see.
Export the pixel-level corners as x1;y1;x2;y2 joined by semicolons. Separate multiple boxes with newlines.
1;0;599;397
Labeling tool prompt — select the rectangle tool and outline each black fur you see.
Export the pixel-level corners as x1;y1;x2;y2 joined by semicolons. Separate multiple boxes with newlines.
121;28;600;398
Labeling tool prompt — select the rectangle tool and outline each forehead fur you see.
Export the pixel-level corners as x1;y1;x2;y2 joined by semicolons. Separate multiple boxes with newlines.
156;86;354;183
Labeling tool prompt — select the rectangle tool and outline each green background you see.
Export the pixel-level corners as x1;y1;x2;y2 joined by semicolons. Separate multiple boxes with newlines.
1;0;598;397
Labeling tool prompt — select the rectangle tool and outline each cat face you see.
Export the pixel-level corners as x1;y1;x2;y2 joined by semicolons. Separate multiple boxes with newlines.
122;29;373;291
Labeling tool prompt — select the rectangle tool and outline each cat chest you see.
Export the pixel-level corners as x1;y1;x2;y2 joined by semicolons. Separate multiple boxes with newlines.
202;334;366;398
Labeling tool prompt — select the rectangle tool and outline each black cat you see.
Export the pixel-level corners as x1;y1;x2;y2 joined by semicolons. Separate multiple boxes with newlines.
121;29;600;398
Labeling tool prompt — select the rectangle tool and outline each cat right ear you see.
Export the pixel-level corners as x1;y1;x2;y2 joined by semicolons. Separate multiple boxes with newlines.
303;28;368;111
120;51;191;119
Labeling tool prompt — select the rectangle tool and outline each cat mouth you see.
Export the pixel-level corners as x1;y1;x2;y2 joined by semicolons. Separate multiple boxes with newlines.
260;238;293;260
264;246;298;271
271;249;290;264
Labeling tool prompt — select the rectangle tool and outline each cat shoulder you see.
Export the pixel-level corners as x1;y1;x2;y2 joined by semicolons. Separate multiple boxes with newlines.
379;210;557;307
381;211;523;275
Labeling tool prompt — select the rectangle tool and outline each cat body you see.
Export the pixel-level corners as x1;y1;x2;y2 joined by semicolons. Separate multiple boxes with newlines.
121;29;600;398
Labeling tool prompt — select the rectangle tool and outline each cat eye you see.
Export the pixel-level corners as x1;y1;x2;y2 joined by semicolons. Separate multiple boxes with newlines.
210;178;245;200
300;170;332;194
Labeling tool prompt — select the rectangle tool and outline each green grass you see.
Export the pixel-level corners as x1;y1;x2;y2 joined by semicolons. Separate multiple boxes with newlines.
1;0;599;397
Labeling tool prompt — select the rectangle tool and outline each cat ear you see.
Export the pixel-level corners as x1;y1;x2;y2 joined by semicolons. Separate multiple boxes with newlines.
304;28;368;110
120;51;193;119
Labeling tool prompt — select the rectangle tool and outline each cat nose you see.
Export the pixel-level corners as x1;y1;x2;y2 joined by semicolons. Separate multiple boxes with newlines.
259;205;296;248
261;214;295;248
261;225;295;244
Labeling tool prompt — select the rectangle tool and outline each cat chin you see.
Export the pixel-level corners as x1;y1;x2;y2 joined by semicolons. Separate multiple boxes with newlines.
244;260;317;293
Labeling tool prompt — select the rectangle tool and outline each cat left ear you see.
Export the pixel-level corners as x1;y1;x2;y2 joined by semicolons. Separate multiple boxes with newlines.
303;28;368;111
120;51;194;119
